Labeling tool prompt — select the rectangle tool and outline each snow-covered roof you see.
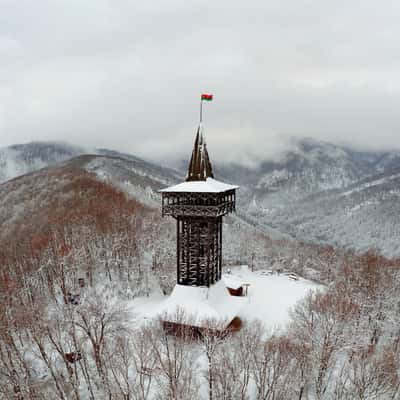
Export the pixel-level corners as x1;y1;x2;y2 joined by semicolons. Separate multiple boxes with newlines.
157;280;244;328
222;274;244;290
160;177;238;193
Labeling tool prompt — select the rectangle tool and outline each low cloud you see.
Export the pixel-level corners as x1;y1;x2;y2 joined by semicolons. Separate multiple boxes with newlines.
1;0;400;164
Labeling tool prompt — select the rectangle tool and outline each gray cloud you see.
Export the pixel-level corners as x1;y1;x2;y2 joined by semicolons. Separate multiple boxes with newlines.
1;0;400;163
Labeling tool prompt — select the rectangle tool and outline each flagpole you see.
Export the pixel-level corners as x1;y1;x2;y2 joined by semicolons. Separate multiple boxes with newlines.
200;99;203;124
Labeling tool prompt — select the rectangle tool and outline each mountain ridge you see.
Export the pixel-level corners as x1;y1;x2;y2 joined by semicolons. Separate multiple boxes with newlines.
2;139;400;257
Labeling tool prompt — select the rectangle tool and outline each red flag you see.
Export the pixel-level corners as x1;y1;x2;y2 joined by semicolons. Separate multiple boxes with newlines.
201;93;213;101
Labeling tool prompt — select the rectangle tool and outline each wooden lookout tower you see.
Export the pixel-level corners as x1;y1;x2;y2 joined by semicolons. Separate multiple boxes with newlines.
160;124;237;287
159;122;242;333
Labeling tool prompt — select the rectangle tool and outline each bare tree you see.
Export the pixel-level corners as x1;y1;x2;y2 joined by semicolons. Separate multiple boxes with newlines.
343;345;399;400
290;290;359;400
74;288;129;396
131;327;158;400
148;313;199;400
250;326;298;400
197;318;230;400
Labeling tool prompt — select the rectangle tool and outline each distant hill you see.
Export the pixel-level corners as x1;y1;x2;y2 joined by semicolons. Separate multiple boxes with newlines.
214;138;400;257
0;153;179;298
3;139;400;258
0;141;182;185
1;152;299;298
0;141;87;183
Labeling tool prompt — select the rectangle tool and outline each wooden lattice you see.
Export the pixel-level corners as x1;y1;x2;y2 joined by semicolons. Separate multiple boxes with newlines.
162;191;235;218
176;217;222;286
161;190;235;287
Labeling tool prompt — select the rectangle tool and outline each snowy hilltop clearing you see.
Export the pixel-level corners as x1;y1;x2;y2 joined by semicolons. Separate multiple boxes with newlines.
128;266;321;331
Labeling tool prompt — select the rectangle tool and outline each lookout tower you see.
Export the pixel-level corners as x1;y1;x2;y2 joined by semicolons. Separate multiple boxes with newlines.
159;121;242;333
160;124;237;287
158;94;242;333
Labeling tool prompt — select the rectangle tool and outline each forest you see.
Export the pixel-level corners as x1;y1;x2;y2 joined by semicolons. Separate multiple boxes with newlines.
0;167;399;399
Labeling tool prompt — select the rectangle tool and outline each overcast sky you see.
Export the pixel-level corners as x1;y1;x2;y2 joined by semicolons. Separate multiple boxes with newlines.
1;0;400;164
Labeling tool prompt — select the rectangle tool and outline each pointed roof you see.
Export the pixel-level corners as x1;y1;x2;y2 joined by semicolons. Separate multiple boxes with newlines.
186;124;214;181
160;124;238;194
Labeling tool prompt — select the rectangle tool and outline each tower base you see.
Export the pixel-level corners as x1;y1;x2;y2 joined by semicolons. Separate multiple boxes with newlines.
157;280;245;334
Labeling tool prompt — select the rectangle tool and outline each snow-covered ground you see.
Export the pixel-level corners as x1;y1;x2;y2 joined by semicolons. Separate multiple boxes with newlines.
229;266;322;329
127;265;322;331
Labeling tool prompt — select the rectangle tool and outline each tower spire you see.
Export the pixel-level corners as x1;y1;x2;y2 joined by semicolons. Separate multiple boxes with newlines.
186;124;214;181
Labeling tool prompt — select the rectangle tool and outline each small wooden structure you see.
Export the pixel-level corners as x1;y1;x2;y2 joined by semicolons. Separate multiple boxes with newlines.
66;292;80;305
163;316;242;339
223;275;245;296
226;281;244;297
158;280;244;334
227;286;243;296
65;352;82;364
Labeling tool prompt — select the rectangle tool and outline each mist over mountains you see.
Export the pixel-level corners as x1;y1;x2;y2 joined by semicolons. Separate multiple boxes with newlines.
0;142;86;183
215;138;400;256
1;138;400;257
